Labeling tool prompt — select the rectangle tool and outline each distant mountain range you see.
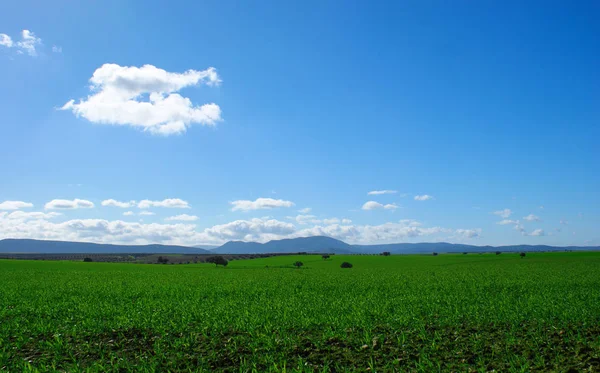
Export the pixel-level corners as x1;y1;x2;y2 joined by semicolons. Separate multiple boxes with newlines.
0;236;597;255
0;239;211;254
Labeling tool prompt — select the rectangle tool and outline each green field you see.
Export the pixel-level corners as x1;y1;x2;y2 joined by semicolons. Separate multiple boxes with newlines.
1;253;600;372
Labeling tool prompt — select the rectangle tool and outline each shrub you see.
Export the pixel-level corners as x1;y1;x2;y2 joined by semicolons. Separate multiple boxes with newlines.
520;252;526;258
206;256;228;267
341;262;353;268
496;251;501;255
83;257;93;262
433;252;439;256
463;252;467;255
293;261;304;268
321;255;330;260
381;252;391;256
157;256;169;264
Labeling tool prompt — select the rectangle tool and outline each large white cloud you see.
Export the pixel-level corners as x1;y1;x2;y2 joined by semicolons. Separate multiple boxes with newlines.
361;201;398;210
200;218;296;242
0;201;33;210
60;64;222;135
44;199;94;210
101;199;136;208
230;198;295;211
138;198;190;209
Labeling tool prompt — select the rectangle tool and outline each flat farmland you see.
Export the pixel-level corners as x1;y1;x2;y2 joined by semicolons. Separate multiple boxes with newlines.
1;252;599;372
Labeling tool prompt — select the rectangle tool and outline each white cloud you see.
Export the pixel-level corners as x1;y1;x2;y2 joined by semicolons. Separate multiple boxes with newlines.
230;198;294;211
523;214;541;222
288;214;321;225
342;219;352;224
0;201;33;210
60;64;222;135
138;198;190;209
101;199;136;208
200;218;296;243
493;209;512;218
0;212;482;246
539;206;544;209
414;195;433;201
298;207;312;214
139;211;156;216
560;220;568;225
455;229;481;239
52;45;62;53
530;229;545;237
16;30;42;56
323;218;340;225
368;190;397;195
497;219;519;225
5;211;61;220
165;214;198;222
361;201;398;210
0;34;13;47
123;211;134;216
44;199;94;210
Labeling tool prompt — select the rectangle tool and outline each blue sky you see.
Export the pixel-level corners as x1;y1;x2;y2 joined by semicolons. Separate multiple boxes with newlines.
0;0;598;246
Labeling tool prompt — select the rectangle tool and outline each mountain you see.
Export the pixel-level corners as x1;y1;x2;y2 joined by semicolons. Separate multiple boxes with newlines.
194;244;219;250
212;236;354;254
1;237;597;255
0;239;211;254
212;237;599;254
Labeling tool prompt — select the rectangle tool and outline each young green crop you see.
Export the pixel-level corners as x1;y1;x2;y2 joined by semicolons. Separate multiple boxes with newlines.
1;252;599;371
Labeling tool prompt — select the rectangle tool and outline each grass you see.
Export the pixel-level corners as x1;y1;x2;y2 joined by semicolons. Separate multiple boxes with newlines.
1;252;600;371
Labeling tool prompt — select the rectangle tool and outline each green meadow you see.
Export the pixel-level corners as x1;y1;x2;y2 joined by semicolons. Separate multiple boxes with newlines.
1;252;600;372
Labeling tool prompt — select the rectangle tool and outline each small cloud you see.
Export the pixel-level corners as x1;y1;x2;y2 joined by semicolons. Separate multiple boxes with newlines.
139;211;155;216
230;198;294;211
342;218;352;224
361;201;398;210
539;205;544;209
52;45;62;53
0;34;13;47
560;220;568;225
165;214;198;222
101;199;136;208
0;200;34;210
455;229;481;239
123;211;134;216
298;207;312;214
523;214;541;222
497;219;519;225
530;229;545;237
16;30;42;56
368;190;397;195
493;209;512;219
45;199;94;210
138;198;190;209
414;195;433;201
